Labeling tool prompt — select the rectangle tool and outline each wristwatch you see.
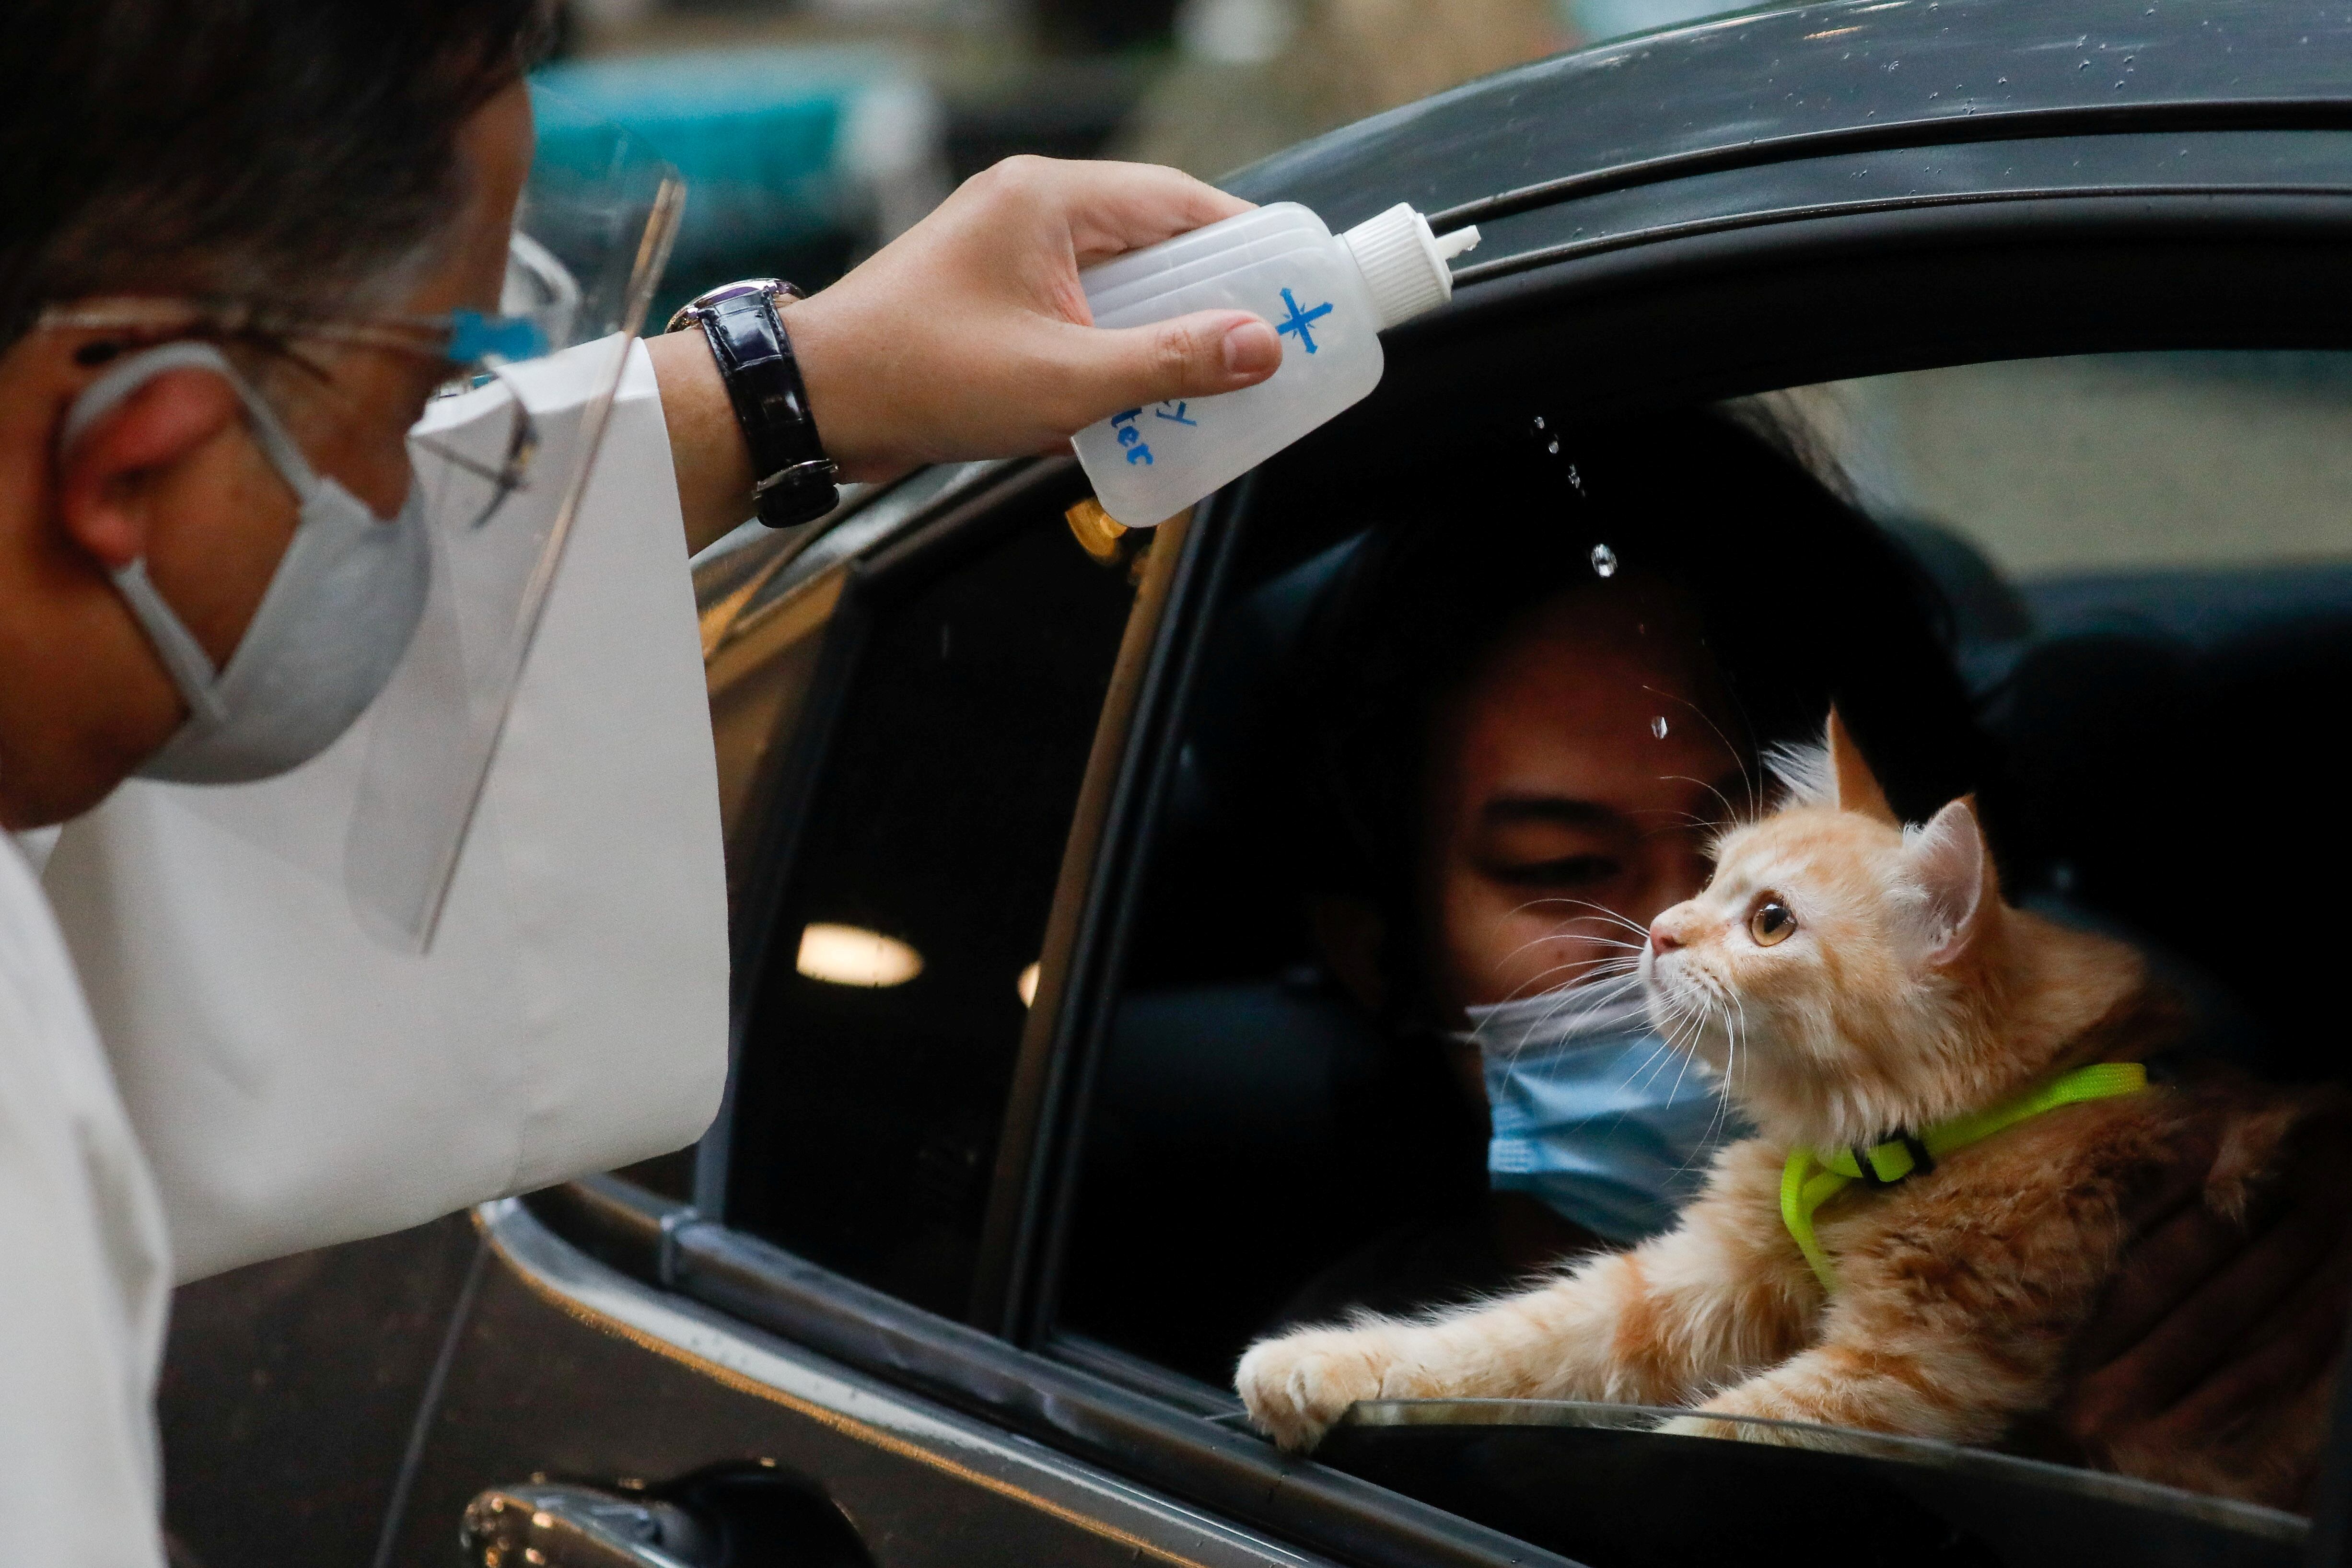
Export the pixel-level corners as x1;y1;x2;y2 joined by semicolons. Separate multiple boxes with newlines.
665;278;840;529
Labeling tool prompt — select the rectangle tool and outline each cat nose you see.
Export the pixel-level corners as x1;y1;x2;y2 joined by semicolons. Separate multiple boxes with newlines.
1648;918;1683;954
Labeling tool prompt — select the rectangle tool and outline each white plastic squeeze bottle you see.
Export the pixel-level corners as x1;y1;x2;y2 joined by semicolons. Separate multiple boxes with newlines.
1071;201;1480;526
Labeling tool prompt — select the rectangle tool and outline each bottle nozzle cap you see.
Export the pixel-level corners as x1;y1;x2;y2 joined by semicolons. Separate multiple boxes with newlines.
1435;223;1482;260
1340;204;1482;329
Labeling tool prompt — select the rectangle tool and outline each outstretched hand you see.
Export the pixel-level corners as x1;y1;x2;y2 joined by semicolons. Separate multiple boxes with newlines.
649;156;1285;548
2042;1103;2352;1506
787;156;1283;481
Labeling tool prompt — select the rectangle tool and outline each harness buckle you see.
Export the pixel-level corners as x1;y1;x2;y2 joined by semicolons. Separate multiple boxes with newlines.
1850;1132;1936;1188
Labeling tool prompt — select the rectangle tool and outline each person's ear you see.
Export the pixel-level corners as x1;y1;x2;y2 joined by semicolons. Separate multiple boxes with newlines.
54;367;242;571
1825;706;1899;826
1308;895;1388;1015
1908;795;2000;966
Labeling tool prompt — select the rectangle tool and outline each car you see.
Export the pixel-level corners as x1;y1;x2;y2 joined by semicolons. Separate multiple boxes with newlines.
158;1;2352;1564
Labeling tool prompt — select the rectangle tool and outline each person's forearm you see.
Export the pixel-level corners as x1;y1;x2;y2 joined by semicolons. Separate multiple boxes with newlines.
646;157;1284;557
645;328;759;556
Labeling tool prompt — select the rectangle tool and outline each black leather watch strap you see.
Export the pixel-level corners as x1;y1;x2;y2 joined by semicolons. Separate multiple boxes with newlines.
676;281;839;529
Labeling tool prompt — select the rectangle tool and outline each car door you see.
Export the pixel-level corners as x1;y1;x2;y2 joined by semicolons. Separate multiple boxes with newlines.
318;453;1554;1568
1020;47;2352;1568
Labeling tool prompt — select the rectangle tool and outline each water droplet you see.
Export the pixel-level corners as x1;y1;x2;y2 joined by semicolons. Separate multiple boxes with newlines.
1652;716;1670;739
1548;438;1561;454
1591;543;1618;578
1533;415;1546;430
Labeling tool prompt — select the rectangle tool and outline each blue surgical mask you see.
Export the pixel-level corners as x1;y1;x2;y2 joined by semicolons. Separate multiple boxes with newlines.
1457;983;1747;1245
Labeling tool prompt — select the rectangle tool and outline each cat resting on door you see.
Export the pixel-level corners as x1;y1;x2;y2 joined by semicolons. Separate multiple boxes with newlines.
1237;713;2328;1507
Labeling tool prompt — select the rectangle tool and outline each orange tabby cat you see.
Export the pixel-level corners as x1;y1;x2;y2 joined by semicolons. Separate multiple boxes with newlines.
1237;713;2326;1506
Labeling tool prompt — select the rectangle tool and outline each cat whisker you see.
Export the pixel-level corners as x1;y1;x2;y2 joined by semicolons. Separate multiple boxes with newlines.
1655;774;1743;838
1494;934;1646;973
1693;990;1749;1161
1498;957;1642;1004
1502;899;1650;933
1619;1030;1681;1094
1627;808;1730;833
1652;974;1724;1101
1632;994;1708;1091
1472;971;1650;1062
1534;974;1645;1020
1535;964;1642;990
1630;1017;1702;1094
1504;954;1641;988
1486;921;1647;978
1514;898;1656;939
1663;1008;1709;1105
1642;683;1763;825
1505;903;1655;940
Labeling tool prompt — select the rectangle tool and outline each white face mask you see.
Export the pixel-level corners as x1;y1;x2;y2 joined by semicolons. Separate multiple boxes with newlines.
60;341;431;784
1457;980;1748;1244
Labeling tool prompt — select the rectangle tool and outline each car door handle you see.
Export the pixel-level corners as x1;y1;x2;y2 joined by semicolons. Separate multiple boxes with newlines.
464;1483;719;1568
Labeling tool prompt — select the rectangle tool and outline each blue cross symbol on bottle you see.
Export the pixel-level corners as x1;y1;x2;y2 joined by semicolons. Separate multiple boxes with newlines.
1273;286;1334;354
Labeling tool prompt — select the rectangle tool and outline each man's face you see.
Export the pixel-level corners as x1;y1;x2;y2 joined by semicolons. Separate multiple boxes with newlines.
1419;581;1749;1017
0;81;533;828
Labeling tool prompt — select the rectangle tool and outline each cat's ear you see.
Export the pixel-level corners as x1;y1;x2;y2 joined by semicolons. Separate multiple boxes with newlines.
1909;795;2000;965
1825;708;1898;825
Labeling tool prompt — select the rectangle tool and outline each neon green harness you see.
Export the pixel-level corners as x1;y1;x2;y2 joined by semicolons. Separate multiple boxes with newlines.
1780;1062;2149;1293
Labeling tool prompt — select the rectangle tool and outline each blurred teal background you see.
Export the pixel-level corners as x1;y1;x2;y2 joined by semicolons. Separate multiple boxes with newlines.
533;0;1755;310
533;48;946;318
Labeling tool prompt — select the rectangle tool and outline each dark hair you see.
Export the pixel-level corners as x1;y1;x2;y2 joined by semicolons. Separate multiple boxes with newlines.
0;0;552;342
1288;406;1991;1002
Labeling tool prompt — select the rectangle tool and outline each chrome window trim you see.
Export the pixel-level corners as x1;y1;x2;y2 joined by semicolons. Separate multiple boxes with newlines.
477;1198;1338;1568
697;460;1009;662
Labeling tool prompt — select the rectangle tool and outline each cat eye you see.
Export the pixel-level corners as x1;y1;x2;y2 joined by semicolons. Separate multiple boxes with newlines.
1749;897;1797;946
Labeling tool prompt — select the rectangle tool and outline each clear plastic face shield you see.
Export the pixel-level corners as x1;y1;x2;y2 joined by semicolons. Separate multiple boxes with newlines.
348;116;684;951
40;108;683;952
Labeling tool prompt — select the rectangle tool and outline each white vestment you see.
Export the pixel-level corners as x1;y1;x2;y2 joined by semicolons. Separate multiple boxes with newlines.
2;339;727;1563
0;836;173;1567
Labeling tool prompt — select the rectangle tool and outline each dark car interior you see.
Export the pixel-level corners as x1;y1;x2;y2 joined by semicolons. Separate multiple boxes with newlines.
1054;356;2352;1400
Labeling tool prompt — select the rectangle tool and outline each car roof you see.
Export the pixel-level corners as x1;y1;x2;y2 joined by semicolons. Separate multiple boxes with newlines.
1227;0;2352;229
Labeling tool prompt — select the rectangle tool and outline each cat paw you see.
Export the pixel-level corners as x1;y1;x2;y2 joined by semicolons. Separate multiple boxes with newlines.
1235;1326;1413;1451
1659;1405;1828;1448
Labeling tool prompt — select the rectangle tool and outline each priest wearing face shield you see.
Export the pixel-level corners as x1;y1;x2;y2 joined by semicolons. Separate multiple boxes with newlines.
0;3;1286;1557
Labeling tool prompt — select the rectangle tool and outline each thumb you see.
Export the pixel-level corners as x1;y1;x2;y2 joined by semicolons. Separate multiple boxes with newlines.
1066;309;1280;425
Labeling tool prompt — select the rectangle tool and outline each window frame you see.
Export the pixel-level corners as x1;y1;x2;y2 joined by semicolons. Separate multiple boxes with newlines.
1016;140;2352;1554
709;457;1160;1288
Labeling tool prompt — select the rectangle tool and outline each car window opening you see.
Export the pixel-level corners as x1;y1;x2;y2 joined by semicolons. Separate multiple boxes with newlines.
1056;349;2352;1547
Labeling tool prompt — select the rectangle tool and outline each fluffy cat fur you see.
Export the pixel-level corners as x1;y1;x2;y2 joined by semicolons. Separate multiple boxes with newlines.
1237;712;2327;1506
